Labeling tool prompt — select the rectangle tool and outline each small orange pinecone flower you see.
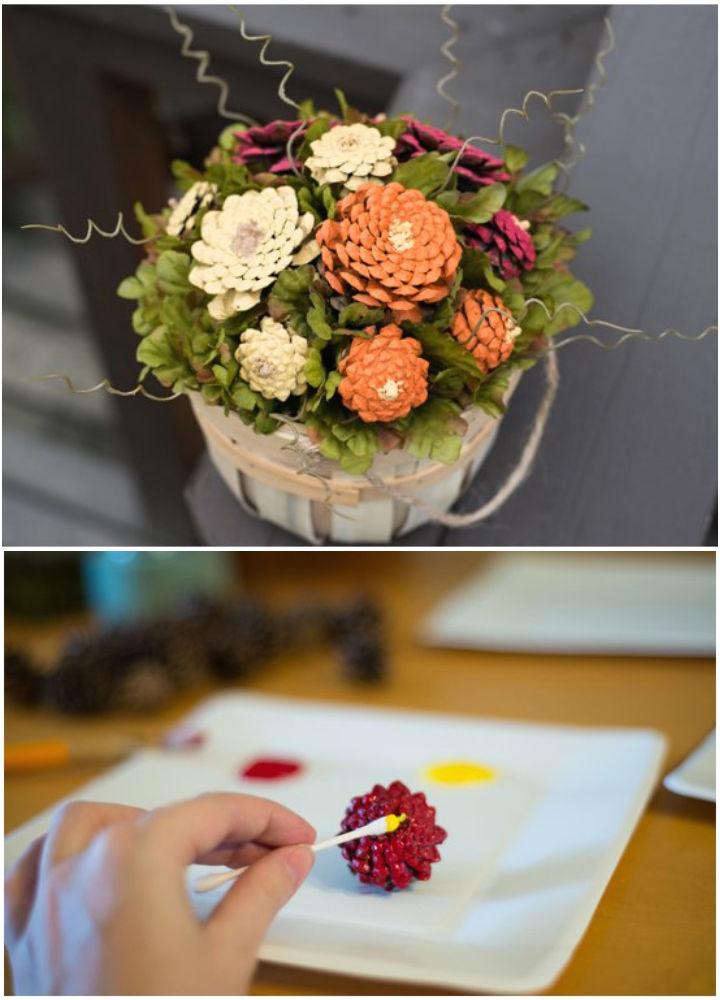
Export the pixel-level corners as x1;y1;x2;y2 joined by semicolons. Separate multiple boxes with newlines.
317;182;462;325
451;288;521;375
338;323;429;423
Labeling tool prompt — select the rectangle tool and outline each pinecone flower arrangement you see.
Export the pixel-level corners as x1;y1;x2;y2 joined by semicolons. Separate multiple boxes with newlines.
118;86;593;476
339;780;447;891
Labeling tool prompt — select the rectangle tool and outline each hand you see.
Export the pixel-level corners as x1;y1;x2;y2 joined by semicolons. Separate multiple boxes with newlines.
5;792;315;995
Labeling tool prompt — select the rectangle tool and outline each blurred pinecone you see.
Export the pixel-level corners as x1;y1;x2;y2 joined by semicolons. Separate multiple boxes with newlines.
323;597;386;683
4;648;44;705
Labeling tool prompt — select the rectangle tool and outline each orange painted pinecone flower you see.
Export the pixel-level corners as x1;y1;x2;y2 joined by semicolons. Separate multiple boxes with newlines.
338;323;429;423
317;182;462;325
451;288;521;375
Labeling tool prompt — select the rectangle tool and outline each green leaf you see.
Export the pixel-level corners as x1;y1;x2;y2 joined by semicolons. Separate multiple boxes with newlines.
218;122;243;151
437;182;506;223
307;290;333;340
156;250;191;294
324;370;343;400
201;383;223;404
544;277;594;335
373;117;407;139
334;88;350;121
254;411;279;434
402;398;465;464
516;162;559;196
268;265;314;337
304;347;326;387
413;324;482;381
117;276;144;299
320;184;336;219
231;382;259;411
473;367;511;418
136;326;175;368
503;145;529;173
536;193;589;221
392;152;449;195
298;116;331;160
337;302;386;328
319;435;342;461
339;450;374;475
211;360;238;389
133;201;159;238
298;98;316;121
135;261;157;291
171;159;203;191
132;306;153;335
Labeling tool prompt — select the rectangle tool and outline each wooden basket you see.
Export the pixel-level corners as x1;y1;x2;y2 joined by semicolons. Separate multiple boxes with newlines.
189;373;520;543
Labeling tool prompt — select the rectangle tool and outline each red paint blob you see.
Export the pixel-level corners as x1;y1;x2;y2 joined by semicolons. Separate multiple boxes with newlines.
241;757;303;781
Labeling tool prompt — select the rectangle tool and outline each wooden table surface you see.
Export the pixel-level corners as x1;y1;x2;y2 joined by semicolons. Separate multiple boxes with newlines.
4;552;716;995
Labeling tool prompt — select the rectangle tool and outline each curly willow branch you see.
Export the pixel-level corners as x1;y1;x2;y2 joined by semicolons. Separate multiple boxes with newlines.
21;214;152;246
33;374;182;403
228;6;303;176
556;15;615;173
437;4;461;133
229;6;300;113
434;86;584;195
165;6;256;125
462;299;716;355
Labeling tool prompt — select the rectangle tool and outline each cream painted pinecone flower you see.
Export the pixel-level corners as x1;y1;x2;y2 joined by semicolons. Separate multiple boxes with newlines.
234;317;309;401
189;187;320;322
305;123;397;191
166;181;217;237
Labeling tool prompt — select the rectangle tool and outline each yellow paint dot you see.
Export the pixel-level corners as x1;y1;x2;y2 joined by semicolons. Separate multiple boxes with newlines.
385;812;407;832
424;761;496;785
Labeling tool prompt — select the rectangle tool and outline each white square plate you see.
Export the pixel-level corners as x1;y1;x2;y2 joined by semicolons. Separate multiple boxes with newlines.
5;693;666;993
663;729;715;802
421;554;716;656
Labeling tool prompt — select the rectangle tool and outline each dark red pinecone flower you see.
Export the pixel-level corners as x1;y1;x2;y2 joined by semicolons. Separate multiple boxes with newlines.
464;208;536;279
395;116;511;190
339;780;447;891
232;119;306;174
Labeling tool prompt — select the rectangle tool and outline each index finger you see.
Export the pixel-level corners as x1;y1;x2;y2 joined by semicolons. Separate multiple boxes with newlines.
139;792;316;869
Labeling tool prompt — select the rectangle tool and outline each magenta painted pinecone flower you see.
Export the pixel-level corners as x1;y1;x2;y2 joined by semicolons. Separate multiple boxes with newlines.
465;209;537;278
396;116;510;189
339;780;447;891
233;119;306;174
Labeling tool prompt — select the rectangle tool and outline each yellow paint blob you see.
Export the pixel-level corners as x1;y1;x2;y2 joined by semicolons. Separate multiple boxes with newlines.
424;761;496;786
385;812;407;832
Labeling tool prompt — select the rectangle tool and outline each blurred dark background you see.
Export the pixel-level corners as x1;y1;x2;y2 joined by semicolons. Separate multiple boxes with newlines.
3;6;717;546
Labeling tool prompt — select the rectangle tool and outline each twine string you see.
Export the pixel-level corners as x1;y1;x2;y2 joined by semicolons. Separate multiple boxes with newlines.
365;349;559;527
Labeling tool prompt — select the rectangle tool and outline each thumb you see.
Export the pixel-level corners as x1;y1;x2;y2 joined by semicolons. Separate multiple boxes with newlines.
209;844;314;952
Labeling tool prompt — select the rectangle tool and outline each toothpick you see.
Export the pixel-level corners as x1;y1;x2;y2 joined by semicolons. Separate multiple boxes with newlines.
193;812;407;893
